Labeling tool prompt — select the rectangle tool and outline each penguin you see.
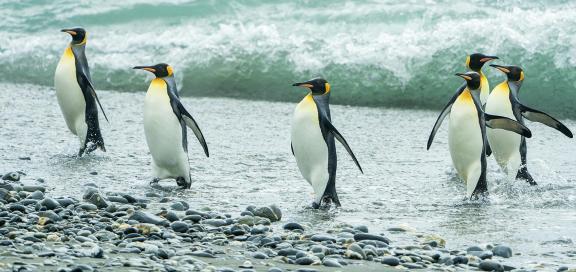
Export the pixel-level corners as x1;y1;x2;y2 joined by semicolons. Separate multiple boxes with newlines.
133;64;209;188
465;53;499;106
427;72;532;198
291;78;363;208
485;64;573;185
54;28;108;156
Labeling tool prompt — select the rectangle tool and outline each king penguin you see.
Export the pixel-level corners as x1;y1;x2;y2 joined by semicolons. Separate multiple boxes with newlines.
485;64;573;185
291;78;363;208
133;64;209;188
427;72;532;198
465;53;498;106
54;28;108;156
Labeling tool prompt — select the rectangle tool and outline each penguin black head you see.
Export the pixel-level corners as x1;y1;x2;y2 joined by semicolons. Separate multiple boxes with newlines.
490;64;524;82
466;53;498;72
292;78;330;95
455;72;481;90
61;28;87;45
133;63;174;78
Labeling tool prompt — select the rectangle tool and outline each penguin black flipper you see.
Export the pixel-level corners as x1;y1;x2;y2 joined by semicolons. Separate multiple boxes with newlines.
291;143;294;156
72;47;109;123
166;91;209;158
485;114;532;138
427;83;466;150
322;120;363;174
519;104;573;138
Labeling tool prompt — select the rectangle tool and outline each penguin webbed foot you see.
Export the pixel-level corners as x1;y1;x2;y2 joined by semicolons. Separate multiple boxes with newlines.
311;197;340;210
176;177;191;189
516;167;537;186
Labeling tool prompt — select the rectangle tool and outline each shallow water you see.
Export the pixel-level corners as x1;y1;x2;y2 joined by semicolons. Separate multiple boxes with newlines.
0;83;574;269
1;0;576;117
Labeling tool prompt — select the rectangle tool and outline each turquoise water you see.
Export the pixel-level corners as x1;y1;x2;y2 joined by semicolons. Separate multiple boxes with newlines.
1;0;575;116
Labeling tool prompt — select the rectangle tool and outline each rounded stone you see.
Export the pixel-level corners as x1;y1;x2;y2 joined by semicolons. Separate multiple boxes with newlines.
40;198;61;210
381;256;400;266
171;221;189;233
283;222;304;231
479;260;504;272
492;245;512;258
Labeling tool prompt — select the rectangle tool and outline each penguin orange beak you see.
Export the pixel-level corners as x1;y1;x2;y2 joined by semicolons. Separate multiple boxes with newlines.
480;55;498;63
61;29;77;36
455;73;472;81
133;66;156;73
292;82;314;89
490;64;510;74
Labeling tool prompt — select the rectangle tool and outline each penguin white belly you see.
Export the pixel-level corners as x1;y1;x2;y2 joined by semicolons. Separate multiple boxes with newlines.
485;86;522;173
54;47;87;143
291;95;329;203
144;79;190;181
448;92;483;197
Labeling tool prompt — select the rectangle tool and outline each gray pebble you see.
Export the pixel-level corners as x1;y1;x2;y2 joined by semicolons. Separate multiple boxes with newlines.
267;268;283;272
78;204;98;211
295;256;315;265
23;185;45;193
492;245;512;258
27;191;44;200
170;201;188;211
310;234;336;243
283;222;304;231
322;258;342;267
252;251;268;259
479;260;504;272
39;198;61;210
170;221;189;233
2;172;20;181
129;211;168;226
202;219;229;227
381;256;400;266
353;233;390;244
354;225;368;233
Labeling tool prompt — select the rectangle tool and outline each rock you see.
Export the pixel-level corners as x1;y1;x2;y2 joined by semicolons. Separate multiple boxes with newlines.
202;219;229;227
129;211;168;226
311;234;336;243
83;188;108;208
252;205;281;222
189;251;215;258
348;243;366;259
283;222;304;231
492;245;512;258
237;215;256;226
467;246;484;252
353;233;390;244
479;260;504;272
239;261;253;269
38;210;62;222
402;263;424;269
322;258;342;267
354;225;369;233
108;196;128;204
46;234;60;242
171;221;189;233
39;198;61;210
170;201;189;211
78;204;98;211
163;211;180;222
252;252;268;259
267;268;283;272
2;172;20;181
295;256;315;265
453;256;469;264
381;256;400;266
23;185;45;192
27;191;44;200
8;204;26;212
56;197;76;207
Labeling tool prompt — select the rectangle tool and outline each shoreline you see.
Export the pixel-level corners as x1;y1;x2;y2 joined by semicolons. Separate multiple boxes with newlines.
0;173;544;272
